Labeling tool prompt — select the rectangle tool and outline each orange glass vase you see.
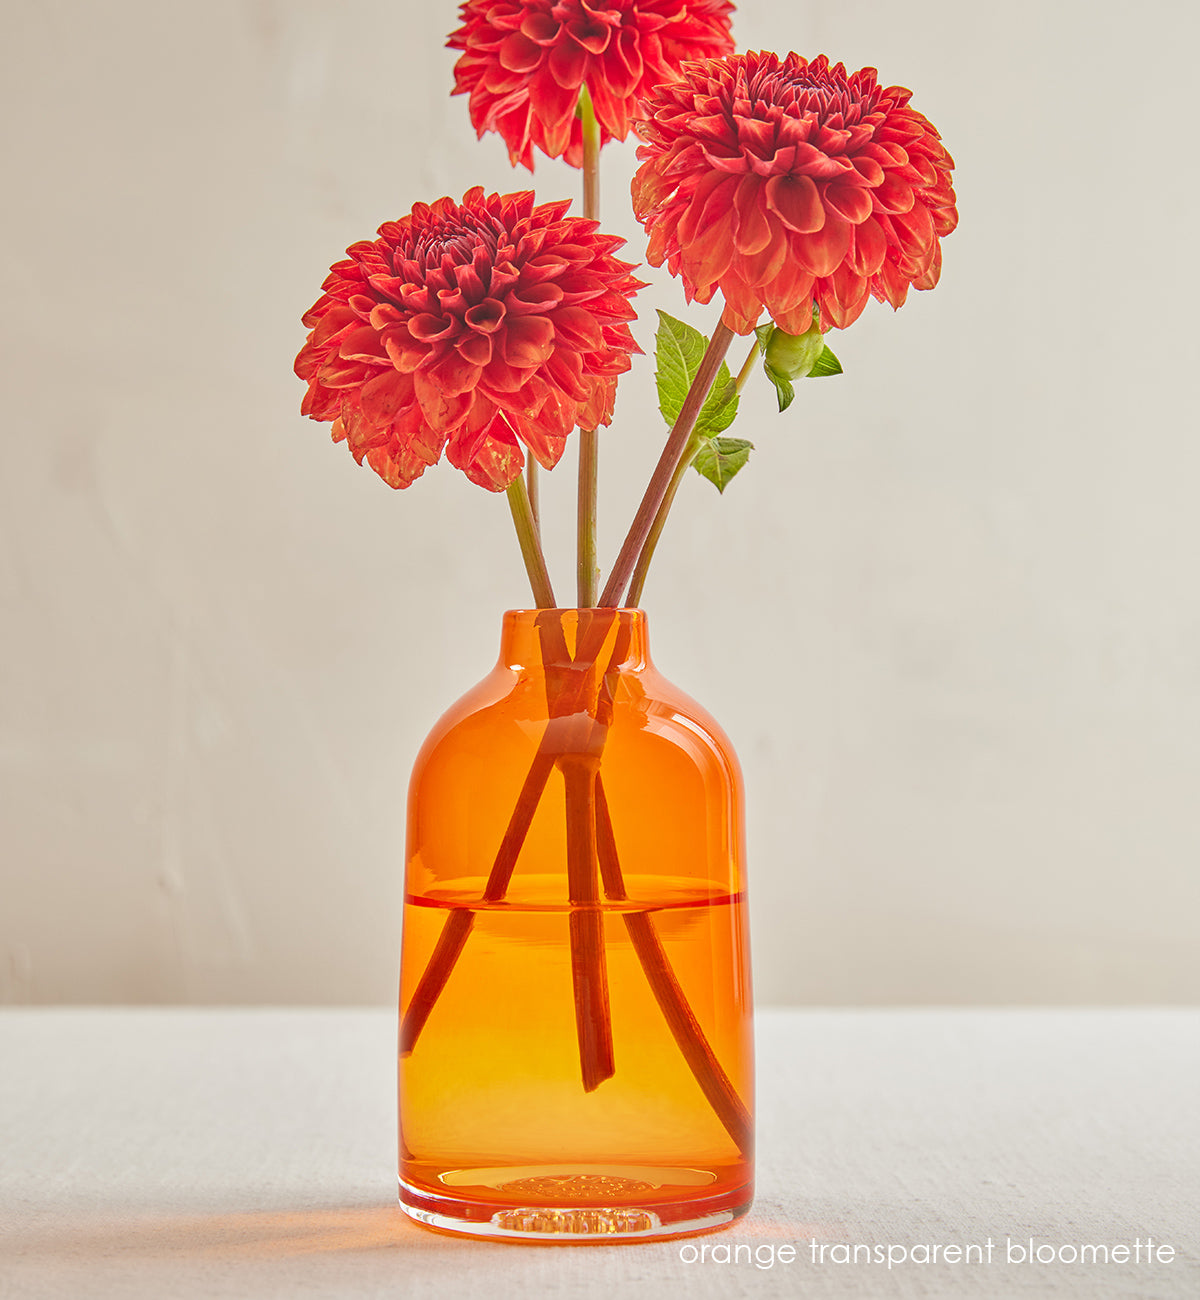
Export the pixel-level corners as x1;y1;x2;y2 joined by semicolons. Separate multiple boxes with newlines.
398;608;753;1242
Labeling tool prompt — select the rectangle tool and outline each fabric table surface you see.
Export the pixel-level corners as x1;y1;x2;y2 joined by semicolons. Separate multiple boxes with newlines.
0;1008;1196;1299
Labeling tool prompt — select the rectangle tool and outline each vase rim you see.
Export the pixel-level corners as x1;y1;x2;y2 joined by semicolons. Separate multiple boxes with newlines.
502;607;646;616
498;608;650;670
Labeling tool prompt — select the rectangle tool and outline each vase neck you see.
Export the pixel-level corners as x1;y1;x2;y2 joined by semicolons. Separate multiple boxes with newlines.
498;609;650;673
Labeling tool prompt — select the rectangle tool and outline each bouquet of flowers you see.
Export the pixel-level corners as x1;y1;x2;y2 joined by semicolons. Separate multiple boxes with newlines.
294;0;957;1243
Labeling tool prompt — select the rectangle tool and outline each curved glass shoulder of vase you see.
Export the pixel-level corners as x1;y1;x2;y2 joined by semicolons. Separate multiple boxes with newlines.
398;609;753;1242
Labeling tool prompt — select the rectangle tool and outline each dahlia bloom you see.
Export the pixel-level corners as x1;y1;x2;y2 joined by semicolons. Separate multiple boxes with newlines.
295;188;643;492
448;0;735;170
631;52;958;334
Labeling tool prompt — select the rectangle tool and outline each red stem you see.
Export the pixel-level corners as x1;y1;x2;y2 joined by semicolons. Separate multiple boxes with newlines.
564;756;615;1090
594;776;752;1153
598;322;735;607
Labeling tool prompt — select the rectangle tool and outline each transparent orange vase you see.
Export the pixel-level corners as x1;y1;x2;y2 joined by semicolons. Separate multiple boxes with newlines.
398;608;753;1242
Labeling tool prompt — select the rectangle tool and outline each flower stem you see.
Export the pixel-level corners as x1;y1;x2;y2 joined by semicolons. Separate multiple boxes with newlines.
625;332;760;605
594;775;752;1154
579;83;601;222
563;754;615;1091
734;336;760;394
625;432;700;608
506;477;556;609
576;83;602;607
577;430;598;606
525;459;540;538
599;322;736;608
400;744;558;1057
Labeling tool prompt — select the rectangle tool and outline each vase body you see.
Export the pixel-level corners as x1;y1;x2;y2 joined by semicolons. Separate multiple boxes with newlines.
398;609;753;1242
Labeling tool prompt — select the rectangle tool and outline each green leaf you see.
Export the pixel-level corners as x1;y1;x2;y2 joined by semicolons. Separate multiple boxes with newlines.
694;367;739;438
764;367;795;412
754;323;775;355
809;344;844;378
655;310;740;438
654;311;707;427
693;436;754;493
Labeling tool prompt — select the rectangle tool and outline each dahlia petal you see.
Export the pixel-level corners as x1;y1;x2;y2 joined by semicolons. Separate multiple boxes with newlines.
504;314;556;367
413;368;473;429
308;304;356;345
849;216;888;277
300;382;340;421
520;12;560;44
551;304;605;350
337;325;389;362
824;182;874;225
677;170;736;245
499;32;541;73
465;299;506;333
521;254;570;283
701;144;751;174
792;212;853;278
457;332;493;366
771;296;817;336
531;66;578;141
588;75;630;139
424;347;482;398
318;359;371;389
820;263;871;329
912;241;943;291
736;116;777;154
382;330;425;373
872;172;916;214
528;428;571;471
791;141;852;179
764;174;824;233
579;375;617;429
368;302;404;330
542;347;591;401
359;369;416;424
932;204;959;238
874;256;911;309
851;155;885;186
767;259;814;314
409;313;456;341
567;16;612;54
719;271;766;333
732;177;772;255
448;418;525;493
549;37;587;88
364;445;426;491
483;346;540;393
680;213;735;293
506;281;565;315
720;297;762;337
893;200;935;251
604;27;643;98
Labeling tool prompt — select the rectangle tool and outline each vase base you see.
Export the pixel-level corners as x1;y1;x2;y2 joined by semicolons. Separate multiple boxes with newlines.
398;1168;752;1244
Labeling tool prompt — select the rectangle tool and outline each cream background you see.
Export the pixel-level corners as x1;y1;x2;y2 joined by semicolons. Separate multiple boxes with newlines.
2;0;1197;1005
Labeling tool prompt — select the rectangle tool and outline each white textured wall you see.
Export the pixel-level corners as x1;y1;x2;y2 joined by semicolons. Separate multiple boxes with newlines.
2;0;1197;1005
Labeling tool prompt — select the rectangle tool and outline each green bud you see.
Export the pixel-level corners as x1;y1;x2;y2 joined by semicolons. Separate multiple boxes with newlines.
763;321;825;381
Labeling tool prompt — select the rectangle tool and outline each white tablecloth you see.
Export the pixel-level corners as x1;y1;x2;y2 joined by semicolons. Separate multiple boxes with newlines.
1;1009;1196;1298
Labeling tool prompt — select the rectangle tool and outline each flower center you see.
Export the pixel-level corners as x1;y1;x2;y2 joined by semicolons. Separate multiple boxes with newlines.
413;215;499;270
747;60;879;124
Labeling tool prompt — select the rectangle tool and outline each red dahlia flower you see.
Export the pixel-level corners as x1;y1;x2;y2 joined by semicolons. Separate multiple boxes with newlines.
295;188;643;492
448;0;735;170
631;52;958;334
